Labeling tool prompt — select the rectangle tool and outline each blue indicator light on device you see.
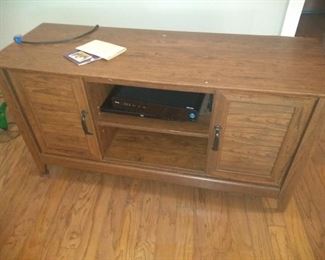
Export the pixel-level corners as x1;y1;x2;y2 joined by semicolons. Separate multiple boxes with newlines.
189;112;196;120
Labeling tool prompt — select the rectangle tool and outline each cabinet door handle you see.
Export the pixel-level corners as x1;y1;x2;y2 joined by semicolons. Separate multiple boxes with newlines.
212;125;222;151
81;110;93;135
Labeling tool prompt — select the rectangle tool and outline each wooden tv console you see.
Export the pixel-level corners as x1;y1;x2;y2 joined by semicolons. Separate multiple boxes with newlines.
0;23;324;208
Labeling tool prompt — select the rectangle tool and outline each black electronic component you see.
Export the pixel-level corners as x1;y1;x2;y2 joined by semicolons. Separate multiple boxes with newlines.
100;86;205;121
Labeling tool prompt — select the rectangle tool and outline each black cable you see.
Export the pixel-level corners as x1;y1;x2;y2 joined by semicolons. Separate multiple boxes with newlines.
14;24;99;45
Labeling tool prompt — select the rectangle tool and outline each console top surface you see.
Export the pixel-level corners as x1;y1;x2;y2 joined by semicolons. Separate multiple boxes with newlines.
0;23;324;96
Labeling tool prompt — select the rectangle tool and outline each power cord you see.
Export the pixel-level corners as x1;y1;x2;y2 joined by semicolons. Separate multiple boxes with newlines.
14;24;99;45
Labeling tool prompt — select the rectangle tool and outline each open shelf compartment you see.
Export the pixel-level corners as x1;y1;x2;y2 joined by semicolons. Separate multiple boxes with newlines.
85;82;212;139
101;127;208;173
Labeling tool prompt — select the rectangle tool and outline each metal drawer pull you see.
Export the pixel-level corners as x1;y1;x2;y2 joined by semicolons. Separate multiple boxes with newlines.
212;125;222;151
81;110;93;135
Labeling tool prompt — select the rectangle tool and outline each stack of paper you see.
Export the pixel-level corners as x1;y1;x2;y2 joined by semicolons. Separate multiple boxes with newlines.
64;40;127;66
77;40;127;61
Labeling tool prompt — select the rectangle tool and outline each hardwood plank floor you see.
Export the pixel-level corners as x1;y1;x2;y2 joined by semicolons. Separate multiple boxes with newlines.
0;133;324;259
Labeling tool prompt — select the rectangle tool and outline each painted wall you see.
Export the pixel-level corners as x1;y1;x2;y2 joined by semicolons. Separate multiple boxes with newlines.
0;0;290;50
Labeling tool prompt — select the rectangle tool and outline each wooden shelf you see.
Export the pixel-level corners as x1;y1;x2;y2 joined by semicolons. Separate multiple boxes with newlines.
103;129;208;172
97;112;210;138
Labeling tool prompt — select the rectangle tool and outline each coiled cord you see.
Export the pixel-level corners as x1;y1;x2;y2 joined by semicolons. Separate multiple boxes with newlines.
14;24;99;45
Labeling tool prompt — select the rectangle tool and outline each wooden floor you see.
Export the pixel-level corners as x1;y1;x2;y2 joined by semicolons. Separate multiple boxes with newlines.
0;131;324;259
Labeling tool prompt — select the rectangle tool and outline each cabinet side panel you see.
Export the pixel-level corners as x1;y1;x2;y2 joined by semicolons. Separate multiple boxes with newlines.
0;69;46;173
278;98;325;209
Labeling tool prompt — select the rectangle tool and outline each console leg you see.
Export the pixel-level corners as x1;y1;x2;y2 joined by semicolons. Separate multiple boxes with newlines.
40;164;50;176
276;195;291;212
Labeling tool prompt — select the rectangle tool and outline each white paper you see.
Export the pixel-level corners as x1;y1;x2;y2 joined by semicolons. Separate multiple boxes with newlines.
76;40;126;61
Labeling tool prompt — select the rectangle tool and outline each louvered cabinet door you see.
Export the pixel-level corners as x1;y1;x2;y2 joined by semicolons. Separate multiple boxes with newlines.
9;71;101;160
207;90;316;186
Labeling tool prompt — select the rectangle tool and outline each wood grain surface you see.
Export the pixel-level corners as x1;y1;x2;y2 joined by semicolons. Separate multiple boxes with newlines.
0;23;324;201
208;90;316;186
7;70;101;160
97;112;210;139
0;134;323;259
104;128;208;172
0;70;47;174
0;18;324;260
0;23;324;97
